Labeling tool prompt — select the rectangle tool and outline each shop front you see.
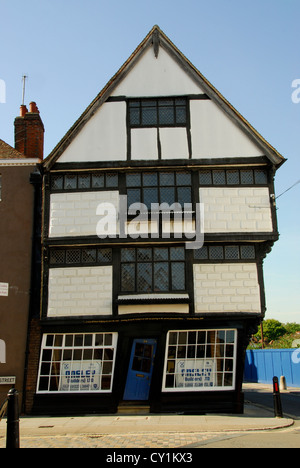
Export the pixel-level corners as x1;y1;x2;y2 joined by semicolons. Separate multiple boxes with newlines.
32;317;252;415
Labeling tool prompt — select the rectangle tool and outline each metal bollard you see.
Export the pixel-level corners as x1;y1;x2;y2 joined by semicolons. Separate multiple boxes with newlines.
273;376;283;419
6;388;20;448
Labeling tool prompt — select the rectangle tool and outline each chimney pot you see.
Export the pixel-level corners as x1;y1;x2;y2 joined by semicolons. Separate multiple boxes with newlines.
29;102;39;113
20;104;28;117
15;102;44;159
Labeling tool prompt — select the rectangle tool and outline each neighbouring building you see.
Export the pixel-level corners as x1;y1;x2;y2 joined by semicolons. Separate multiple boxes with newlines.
0;102;43;407
24;26;285;415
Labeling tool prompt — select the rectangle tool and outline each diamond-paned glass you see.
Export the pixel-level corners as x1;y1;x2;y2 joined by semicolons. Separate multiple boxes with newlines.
226;170;240;185
51;175;63;190
78;174;91;189
240;170;254;185
97;248;112;263
240;245;256;259
82;249;97;263
129;98;187;127
66;249;81;264
64;175;77;190
212;170;226;185
225;246;240;260
199;171;212;185
254;170;268;184
137;263;152;292
106;173;118;188
92;174;104;188
209;246;224;260
50;250;65;265
171;262;185;290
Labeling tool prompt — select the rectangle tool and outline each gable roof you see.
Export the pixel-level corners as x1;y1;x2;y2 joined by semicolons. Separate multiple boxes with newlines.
43;25;286;170
0;139;25;159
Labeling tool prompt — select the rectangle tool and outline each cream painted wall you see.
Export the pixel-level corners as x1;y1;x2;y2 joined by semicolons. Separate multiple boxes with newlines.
112;47;204;97
47;266;113;317
190;100;264;158
59;102;127;163
200;187;273;233
49;191;119;238
193;263;261;314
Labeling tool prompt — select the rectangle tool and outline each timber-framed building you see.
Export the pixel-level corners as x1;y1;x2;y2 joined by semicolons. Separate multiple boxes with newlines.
24;26;285;415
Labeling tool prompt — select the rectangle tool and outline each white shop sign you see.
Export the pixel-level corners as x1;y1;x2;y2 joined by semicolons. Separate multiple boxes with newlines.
0;376;16;385
59;361;102;391
0;283;9;297
175;359;216;388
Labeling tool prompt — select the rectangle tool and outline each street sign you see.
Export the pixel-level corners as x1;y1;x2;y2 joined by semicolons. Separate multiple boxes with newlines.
0;376;16;385
0;283;9;297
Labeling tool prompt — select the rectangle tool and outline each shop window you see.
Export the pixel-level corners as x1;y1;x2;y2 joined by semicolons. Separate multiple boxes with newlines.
162;329;237;392
37;333;118;393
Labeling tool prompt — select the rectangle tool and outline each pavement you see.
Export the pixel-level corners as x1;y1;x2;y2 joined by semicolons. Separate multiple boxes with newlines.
0;383;296;448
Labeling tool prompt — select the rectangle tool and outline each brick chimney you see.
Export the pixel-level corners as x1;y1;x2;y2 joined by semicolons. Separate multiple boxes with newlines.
14;102;44;159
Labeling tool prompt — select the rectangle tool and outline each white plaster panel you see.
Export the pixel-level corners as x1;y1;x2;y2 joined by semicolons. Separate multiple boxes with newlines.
190;100;264;158
159;127;189;159
58;102;127;163
49;191;119;238
131;128;158;160
47;266;113;317
112;47;204;97
193;263;261;314
199;187;273;233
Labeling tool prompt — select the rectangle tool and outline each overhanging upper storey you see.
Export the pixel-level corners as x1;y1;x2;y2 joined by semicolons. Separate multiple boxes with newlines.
42;25;286;171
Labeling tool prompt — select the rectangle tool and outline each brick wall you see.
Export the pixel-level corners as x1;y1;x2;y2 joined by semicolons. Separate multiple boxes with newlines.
193;263;261;313
14;103;44;159
23;318;42;414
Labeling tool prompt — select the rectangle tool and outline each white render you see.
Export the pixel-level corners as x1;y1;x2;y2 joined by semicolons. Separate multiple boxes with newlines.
159;128;189;159
49;191;119;238
190;100;264;158
47;266;113;317
111;46;204;98
59;102;127;163
193;263;261;314
54;48;269;165
131;128;158;160
200;187;273;233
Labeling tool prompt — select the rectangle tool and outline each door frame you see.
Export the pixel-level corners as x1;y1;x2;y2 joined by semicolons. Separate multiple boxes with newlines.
123;338;157;401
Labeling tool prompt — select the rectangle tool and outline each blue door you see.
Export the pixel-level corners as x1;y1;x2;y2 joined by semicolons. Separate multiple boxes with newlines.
123;339;157;401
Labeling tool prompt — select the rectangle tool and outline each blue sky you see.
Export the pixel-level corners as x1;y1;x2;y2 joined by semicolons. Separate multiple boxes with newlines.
0;0;299;323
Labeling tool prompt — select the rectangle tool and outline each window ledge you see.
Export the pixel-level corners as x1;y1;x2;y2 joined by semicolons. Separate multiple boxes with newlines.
117;293;190;304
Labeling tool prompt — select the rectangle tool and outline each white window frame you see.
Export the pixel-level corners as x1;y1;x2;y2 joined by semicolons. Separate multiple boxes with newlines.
162;329;237;392
37;333;118;394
